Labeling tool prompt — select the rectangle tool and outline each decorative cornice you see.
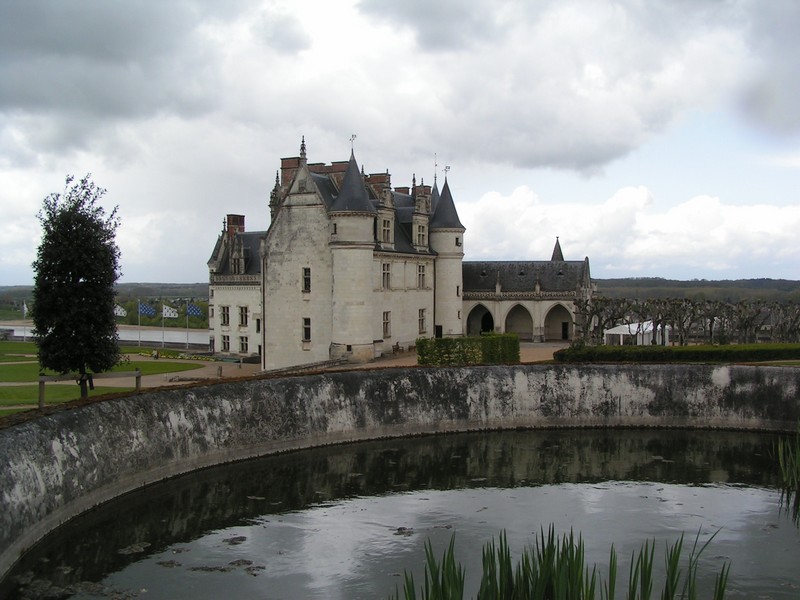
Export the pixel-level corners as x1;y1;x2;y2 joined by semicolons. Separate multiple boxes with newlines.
462;291;577;301
210;274;260;285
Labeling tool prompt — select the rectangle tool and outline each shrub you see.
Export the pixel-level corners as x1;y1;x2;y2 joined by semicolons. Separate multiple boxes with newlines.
553;343;800;364
417;334;520;367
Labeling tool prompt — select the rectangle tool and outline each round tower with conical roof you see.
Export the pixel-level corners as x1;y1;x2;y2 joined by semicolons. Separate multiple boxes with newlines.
429;178;465;337
329;151;377;362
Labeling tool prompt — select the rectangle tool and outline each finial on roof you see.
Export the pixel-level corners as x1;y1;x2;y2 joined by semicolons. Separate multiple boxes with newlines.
444;165;451;180
274;171;279;186
300;136;306;160
434;153;438;184
412;173;416;189
350;133;357;150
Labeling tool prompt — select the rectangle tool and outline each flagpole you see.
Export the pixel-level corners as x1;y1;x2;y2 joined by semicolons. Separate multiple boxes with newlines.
186;300;190;350
161;303;165;349
137;298;141;347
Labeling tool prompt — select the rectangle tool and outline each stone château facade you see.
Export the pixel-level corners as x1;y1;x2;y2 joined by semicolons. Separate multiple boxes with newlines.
208;139;594;370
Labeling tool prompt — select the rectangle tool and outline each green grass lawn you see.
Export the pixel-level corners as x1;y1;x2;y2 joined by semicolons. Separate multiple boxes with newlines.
0;359;204;383
0;340;216;418
0;340;37;356
0;385;135;406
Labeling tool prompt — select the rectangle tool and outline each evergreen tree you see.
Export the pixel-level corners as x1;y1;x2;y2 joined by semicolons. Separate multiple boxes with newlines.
31;174;122;398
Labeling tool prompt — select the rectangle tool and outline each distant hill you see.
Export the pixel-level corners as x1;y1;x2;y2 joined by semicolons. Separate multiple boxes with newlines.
595;277;800;302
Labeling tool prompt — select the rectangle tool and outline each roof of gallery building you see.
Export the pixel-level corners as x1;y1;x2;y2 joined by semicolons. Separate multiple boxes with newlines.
463;240;590;294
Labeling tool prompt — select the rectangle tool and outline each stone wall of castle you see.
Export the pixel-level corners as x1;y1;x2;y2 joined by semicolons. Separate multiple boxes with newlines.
4;363;798;578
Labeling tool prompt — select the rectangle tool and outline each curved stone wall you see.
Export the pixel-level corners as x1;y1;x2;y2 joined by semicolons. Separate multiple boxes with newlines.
1;363;799;578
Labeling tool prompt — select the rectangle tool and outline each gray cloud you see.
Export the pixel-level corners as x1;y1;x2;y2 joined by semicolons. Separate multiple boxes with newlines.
253;9;312;54
738;0;800;132
0;1;247;163
356;0;507;50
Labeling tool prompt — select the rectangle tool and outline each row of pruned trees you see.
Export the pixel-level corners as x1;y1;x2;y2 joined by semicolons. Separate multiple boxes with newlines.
574;297;800;346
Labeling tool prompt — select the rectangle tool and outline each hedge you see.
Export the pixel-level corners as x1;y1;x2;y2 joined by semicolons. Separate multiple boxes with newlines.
416;334;520;367
553;343;800;364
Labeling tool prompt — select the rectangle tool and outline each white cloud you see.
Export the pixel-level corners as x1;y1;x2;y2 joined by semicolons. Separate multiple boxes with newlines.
0;0;798;285
462;186;800;279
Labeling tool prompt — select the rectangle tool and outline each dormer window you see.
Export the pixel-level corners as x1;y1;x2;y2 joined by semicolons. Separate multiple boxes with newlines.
381;219;392;243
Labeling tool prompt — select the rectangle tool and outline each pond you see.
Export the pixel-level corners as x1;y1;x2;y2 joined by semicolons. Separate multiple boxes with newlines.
3;429;799;599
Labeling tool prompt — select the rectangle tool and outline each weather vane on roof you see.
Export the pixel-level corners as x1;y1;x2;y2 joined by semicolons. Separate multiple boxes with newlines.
350;134;357;150
444;165;451;178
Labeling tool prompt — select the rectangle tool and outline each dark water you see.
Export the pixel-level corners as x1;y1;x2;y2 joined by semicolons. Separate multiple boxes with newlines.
3;429;799;599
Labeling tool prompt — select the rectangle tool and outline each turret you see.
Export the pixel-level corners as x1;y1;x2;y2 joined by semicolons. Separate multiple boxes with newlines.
328;151;376;362
429;179;465;337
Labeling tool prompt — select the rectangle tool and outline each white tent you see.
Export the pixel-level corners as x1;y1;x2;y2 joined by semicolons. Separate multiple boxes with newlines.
604;321;670;346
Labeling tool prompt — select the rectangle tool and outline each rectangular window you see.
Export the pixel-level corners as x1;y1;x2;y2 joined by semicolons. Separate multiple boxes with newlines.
383;311;391;338
455;236;462;247
456;285;460;297
417;264;426;288
239;306;248;327
302;267;311;293
381;219;391;243
220;306;230;326
239;336;248;353
302;317;311;342
382;263;391;289
222;335;230;351
256;318;261;333
418;308;426;334
417;225;426;246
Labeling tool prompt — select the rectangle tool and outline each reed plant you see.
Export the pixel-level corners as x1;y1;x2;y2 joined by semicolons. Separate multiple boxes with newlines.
390;526;729;600
777;424;800;526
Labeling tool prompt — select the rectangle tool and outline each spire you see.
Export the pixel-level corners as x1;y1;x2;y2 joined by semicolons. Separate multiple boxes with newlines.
551;237;564;261
300;136;307;165
430;179;441;214
329;151;375;213
430;178;464;229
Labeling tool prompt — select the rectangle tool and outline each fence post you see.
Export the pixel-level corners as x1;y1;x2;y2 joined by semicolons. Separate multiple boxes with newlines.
135;369;141;392
38;379;45;409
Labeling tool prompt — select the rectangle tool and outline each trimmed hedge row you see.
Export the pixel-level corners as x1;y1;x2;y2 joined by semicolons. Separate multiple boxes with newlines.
416;334;520;366
553;343;800;363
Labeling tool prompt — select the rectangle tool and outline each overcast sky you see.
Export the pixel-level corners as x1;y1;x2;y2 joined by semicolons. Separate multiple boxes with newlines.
1;0;798;286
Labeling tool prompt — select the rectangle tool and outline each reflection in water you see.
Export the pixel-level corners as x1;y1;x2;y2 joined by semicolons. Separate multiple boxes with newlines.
3;429;797;599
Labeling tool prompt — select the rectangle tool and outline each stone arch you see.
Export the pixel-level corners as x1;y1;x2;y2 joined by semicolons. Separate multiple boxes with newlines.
544;303;573;341
504;304;534;341
467;304;494;336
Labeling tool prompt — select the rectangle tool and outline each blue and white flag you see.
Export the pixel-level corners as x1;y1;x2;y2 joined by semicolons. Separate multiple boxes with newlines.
138;302;156;317
187;303;203;318
114;304;128;317
162;304;179;319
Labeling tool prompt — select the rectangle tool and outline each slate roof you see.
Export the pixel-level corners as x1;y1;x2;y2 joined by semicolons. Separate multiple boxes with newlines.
462;260;588;293
430;179;464;229
210;231;264;276
328;152;375;213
